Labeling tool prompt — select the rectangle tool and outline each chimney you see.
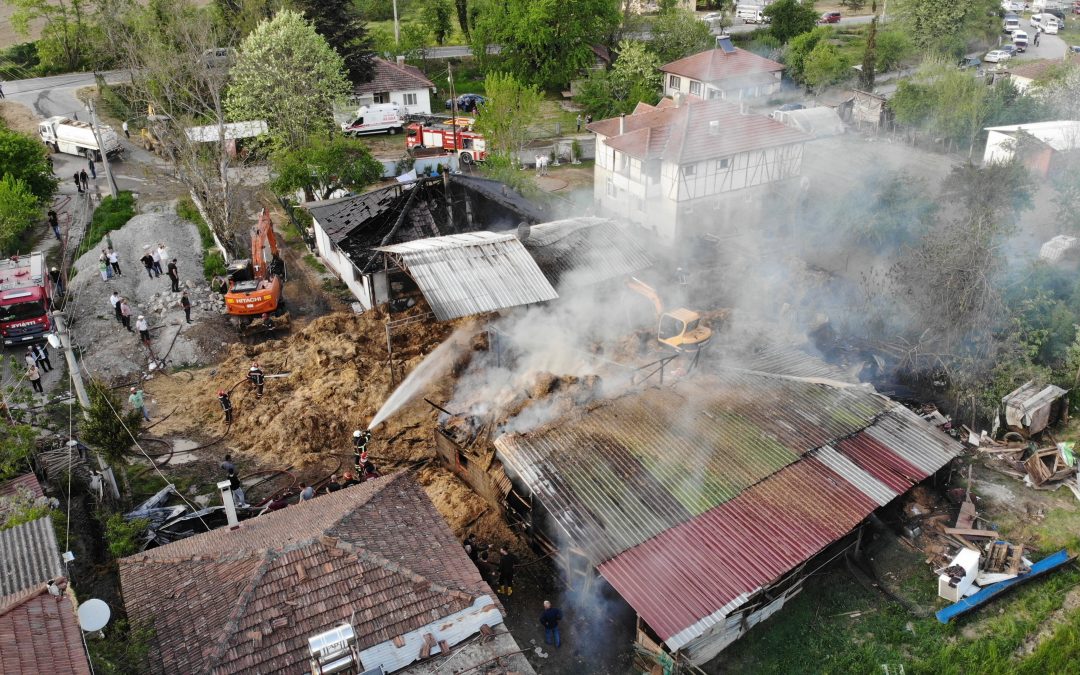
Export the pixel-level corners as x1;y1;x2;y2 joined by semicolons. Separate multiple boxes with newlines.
217;480;240;528
396;55;405;67
619;114;625;135
709;120;719;135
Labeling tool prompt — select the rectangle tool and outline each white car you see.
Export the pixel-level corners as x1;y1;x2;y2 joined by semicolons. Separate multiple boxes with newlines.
983;49;1013;63
700;12;723;22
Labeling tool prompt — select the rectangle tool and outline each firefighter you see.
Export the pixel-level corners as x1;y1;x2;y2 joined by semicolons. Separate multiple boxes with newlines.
248;362;265;399
218;389;233;424
260;312;274;333
352;429;371;475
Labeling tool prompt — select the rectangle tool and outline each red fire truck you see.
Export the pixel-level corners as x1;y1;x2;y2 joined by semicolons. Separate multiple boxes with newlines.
405;118;487;164
0;251;55;347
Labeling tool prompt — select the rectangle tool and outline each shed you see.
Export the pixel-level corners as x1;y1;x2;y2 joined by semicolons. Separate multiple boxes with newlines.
518;217;652;290
1002;381;1069;435
848;90;890;130
184;120;267;159
774;106;846;137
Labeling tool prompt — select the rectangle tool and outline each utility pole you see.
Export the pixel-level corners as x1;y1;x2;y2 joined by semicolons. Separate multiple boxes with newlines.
448;63;459;167
393;0;400;44
50;312;89;417
85;100;119;199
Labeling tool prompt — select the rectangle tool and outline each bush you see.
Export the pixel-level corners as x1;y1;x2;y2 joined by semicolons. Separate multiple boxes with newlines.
77;191;136;258
0;175;42;255
176;198;227;280
104;513;149;558
203;251;226;280
303;253;327;273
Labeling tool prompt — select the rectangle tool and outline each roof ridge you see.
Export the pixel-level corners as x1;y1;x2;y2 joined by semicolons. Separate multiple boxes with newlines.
376;57;434;86
202;550;276;673
343;544;477;603
0;584;51;616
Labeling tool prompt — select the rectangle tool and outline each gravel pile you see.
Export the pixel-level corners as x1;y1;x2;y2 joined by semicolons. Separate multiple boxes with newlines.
67;203;225;381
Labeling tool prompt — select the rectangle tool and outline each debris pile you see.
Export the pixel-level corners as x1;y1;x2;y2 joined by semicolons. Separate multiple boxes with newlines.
976;438;1078;493
143;285;227;316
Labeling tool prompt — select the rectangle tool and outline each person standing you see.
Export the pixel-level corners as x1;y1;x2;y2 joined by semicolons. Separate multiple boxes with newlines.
119;298;132;331
352;429;371;475
87;156;96;179
107;248;122;276
99;251;113;280
28;364;43;394
157;243;169;266
33;342;53;372
218;391;233;424
122;120;129;139
576;114;582;132
80;169;89;191
49;266;64;295
179;290;192;323
74;172;83;194
140;248;156;279
0;81;5;99
110;291;122;323
98;256;110;282
150;246;163;277
24;347;36;370
135;315;150;342
167;258;179;292
48;210;61;240
539;600;563;649
128;387;150;421
228;471;248;507
497;546;518;596
248;362;264;399
298;482;315;501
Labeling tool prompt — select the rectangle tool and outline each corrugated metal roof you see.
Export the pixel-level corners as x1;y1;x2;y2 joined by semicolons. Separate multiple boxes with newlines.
184;120;267;142
377;232;558;321
0;517;64;598
522;217;652;289
494;372;893;564
0;473;44;502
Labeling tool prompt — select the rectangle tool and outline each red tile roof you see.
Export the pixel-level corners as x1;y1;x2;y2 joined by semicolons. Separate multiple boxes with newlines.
660;47;784;84
120;473;497;675
0;473;44;502
0;587;92;675
354;58;435;95
588;97;811;164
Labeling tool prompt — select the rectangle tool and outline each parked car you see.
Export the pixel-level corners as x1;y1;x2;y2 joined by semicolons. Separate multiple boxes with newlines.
820;11;841;23
770;103;805;119
960;56;983;69
445;93;486;112
700;12;723;22
1072;45;1080;53
1000;44;1018;56
983;49;1013;63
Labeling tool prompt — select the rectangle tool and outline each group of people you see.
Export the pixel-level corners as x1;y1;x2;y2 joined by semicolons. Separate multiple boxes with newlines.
98;247;122;281
108;291;151;340
24;343;53;394
139;244;181;292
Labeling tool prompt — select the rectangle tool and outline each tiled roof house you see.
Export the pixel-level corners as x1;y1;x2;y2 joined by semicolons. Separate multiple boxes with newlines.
660;45;785;101
119;473;532;675
354;57;437;114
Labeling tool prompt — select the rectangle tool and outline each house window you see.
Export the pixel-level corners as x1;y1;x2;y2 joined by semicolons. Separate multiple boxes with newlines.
373;92;389;104
715;158;730;171
708;89;723;100
668;75;681;90
689;81;702;96
606;178;617;198
403;92;418;106
683;164;696;177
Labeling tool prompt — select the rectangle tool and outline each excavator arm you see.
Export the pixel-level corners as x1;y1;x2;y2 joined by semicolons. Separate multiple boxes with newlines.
250;208;282;281
626;276;665;317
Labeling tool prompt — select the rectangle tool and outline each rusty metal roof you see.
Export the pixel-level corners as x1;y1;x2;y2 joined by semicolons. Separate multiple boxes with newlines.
378;232;558;321
494;372;893;564
0;517;64;599
521;217;652;290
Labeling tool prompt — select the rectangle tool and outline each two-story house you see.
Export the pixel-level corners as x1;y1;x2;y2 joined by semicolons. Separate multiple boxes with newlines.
660;41;785;101
587;96;809;244
353;56;437;115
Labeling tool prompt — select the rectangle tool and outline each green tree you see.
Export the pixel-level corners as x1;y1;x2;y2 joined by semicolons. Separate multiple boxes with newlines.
400;22;431;62
0;127;59;203
5;0;94;72
803;41;850;91
840;0;866;8
574;41;662;118
270;135;385;202
291;0;375;84
0;175;42;254
860;17;876;90
455;0;469;39
893;0;999;54
875;29;914;72
104;513;149;558
470;0;621;89
0;422;36;481
648;7;713;65
891;57;997;152
765;0;818;44
226;9;350;150
611;40;661;93
81;380;143;466
424;0;454;45
474;72;542;158
783;26;829;82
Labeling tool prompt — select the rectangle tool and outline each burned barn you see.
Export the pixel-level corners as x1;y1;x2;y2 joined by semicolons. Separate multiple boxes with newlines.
434;365;960;667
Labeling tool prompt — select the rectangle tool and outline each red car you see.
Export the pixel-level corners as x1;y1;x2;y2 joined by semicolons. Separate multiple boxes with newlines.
820;11;841;23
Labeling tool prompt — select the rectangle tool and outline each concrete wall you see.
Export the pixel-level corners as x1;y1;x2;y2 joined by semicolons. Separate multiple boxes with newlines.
312;217;373;308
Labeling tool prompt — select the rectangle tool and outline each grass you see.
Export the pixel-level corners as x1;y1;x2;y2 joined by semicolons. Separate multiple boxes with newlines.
77;191;136;258
175;197;227;280
303;253;327;274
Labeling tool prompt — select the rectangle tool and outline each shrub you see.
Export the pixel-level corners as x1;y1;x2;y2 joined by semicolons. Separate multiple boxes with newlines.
104;513;149;559
77;191;136;258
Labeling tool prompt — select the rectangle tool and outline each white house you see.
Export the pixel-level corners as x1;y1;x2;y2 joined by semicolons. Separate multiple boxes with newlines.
354;57;436;115
659;42;785;102
983;120;1080;178
587;96;810;244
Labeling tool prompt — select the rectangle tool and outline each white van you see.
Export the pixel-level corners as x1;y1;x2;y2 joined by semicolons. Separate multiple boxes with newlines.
1003;15;1021;33
341;103;405;136
736;4;770;23
1032;13;1061;33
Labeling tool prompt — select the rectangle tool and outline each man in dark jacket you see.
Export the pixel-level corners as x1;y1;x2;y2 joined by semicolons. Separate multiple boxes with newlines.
497;546;518;596
540;600;563;648
248;363;265;399
218;390;233;424
167;258;180;292
140;250;155;279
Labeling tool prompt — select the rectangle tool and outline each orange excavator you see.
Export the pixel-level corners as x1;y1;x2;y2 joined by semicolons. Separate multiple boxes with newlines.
626;276;712;352
224;208;287;319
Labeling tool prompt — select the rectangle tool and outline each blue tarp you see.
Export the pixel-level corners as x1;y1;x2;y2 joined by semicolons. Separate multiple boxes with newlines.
936;549;1075;623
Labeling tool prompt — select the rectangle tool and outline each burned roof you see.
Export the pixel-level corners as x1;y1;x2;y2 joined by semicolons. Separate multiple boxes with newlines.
0;473;44;503
120;474;506;675
520;217;653;290
378;232;559;321
493;370;959;650
659;47;784;84
0;517;64;598
0;586;92;674
354;57;436;95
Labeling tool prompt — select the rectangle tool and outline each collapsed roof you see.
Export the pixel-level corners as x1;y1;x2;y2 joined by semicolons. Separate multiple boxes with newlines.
519;217;653;290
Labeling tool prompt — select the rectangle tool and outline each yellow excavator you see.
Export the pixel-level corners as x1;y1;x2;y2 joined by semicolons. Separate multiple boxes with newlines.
626;276;712;352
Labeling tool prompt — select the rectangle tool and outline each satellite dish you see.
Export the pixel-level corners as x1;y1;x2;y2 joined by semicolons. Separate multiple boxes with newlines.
78;599;111;632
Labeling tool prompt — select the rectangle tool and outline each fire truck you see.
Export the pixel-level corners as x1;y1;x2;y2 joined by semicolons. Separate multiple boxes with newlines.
405;118;487;164
0;252;55;347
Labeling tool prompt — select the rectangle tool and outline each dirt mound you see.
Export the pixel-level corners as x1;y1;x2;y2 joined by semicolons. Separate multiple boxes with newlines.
147;309;471;470
0;100;40;135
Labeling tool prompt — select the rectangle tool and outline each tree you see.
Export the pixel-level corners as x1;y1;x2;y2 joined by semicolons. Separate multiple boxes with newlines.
227;9;350;151
455;0;469;39
765;0;819;44
611;40;661;93
291;0;375;84
840;0;866;8
891;57;997;152
893;0;999;54
0;422;36;481
783;26;830;82
81;380;143;466
400;22;431;62
473;72;542;158
648;8;713;65
859;16;876;90
875;29;914;73
575;41;662;118
470;0;622;89
6;0;94;72
270;136;385;202
424;0;454;45
0;127;58;203
803;42;849;91
0;175;42;254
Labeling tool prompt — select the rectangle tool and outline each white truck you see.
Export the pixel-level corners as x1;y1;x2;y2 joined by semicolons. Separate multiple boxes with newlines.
736;4;770;23
38;116;122;160
340;103;406;136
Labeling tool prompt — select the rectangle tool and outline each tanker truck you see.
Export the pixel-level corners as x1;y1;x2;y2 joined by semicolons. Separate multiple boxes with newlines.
38;116;123;161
